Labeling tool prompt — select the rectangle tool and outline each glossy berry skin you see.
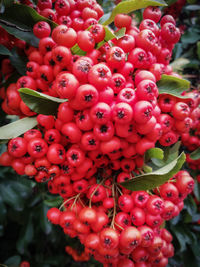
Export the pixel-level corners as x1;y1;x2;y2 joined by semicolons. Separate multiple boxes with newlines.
143;6;162;23
47;143;65;164
130;207;146;226
88;63;112;90
27;138;48;158
114;14;132;29
33;21;51;39
106;46;126;69
133;101;153;124
8;137;27;158
118;194;134;213
113;102;133;124
47;207;61;224
90;102;111;124
161;23;181;44
20;262;30;267
75;84;99;108
100;228;119;249
52;25;77;48
79;207;97;225
77;31;95;52
119;226;141;250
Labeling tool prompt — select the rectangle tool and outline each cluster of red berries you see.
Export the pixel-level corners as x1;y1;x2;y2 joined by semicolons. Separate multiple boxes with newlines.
0;1;196;266
157;89;200;147
19;0;104;28
45;170;194;266
179;90;200;171
163;0;186;19
0;26;26;51
65;245;90;262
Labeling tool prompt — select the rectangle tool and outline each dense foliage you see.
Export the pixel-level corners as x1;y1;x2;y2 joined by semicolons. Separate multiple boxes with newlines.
0;0;200;266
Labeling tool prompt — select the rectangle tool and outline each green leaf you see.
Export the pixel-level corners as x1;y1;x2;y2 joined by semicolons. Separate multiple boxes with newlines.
11;179;32;199
0;183;24;211
115;27;126;39
157;74;191;99
40;203;52;235
120;152;185;191
71;44;86;56
145;147;164;161
71;26;126;54
197;42;200;60
16;216;34;254
165;0;177;5
185;4;200;10
0;117;37;140
181;28;200;44
99;0;167;25
0;44;12;56
2;0;14;8
194;181;200;201
151;141;181;167
170;58;190;72
184;194;197;216
9;47;28;76
0;195;7;222
0;4;57;47
170;224;190;252
0;71;20;89
4;255;21;267
19;88;67;115
143;164;153;173
96;26;126;49
190;147;200;160
44;196;63;207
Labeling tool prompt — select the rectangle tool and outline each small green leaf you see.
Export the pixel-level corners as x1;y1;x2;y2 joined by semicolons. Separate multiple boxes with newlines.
40;203;52;235
170;58;190;72
2;0;14;8
0;4;57;47
145;148;164;161
19;88;66;115
185;4;200;10
120;152;185;191
165;0;177;5
99;0;167;25
181;28;200;44
0;183;24;211
16;216;34;254
4;255;21;267
0;71;20;88
0;44;12;56
71;26;126;54
143;164;153;173
0;117;37;141
115;27;126;39
0;117;37;140
157;74;191;98
71;44;86;55
197;42;200;60
9;47;28;76
190;147;200;160
151;141;181;167
44;196;63;207
0;195;7;222
194;181;200;201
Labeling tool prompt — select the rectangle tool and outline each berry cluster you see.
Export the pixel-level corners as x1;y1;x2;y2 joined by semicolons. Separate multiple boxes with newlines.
0;1;196;266
163;0;186;19
65;245;90;262
46;170;194;267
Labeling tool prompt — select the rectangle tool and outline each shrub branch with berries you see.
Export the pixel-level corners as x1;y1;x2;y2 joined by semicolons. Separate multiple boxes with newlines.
0;0;199;266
